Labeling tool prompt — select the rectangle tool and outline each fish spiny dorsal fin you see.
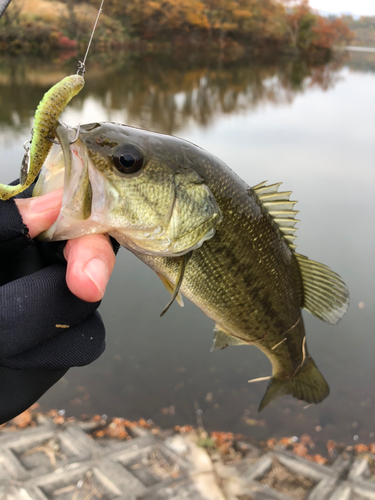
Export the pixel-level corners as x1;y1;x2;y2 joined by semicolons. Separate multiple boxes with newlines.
295;253;349;325
251;181;300;250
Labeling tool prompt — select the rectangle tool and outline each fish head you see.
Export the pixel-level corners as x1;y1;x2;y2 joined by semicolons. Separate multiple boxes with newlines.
34;122;222;256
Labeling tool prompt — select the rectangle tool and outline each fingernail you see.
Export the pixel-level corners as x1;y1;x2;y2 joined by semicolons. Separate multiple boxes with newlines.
84;258;109;295
29;189;63;213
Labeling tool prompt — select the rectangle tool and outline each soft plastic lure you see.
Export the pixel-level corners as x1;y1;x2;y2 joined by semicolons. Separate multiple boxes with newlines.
0;0;104;201
0;73;85;201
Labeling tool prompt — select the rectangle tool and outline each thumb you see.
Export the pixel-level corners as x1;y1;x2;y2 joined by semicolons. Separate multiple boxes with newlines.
15;188;63;239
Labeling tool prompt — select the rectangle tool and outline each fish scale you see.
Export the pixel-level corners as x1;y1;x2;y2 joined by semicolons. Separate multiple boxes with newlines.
137;185;302;343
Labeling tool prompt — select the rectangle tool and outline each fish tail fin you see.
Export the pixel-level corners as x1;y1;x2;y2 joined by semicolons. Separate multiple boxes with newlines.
258;356;329;411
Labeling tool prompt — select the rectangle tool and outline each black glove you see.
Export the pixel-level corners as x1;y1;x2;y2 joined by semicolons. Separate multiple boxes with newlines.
0;185;114;424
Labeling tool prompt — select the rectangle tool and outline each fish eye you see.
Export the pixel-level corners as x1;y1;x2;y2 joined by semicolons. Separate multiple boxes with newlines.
113;146;144;174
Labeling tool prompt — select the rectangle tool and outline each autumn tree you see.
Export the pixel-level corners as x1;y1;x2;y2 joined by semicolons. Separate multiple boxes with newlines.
312;17;353;49
124;0;209;38
342;15;375;47
6;0;353;55
282;0;316;48
282;0;353;50
200;0;287;47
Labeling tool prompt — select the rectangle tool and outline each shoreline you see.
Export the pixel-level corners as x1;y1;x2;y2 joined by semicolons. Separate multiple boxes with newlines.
1;407;375;499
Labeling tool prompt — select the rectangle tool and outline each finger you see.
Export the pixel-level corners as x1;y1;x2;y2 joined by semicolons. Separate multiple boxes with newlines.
15;189;63;239
64;234;116;302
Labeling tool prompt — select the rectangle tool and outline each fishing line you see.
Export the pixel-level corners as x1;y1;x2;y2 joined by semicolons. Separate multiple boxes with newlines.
0;0;12;19
78;0;105;75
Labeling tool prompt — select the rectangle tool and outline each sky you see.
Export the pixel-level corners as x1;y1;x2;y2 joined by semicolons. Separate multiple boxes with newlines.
308;0;375;17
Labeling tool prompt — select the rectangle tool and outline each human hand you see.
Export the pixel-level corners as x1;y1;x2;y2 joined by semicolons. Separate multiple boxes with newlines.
15;189;116;302
0;185;115;423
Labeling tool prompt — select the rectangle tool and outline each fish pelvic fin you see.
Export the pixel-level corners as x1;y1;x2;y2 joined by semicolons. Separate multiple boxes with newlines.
295;253;349;324
156;273;184;308
258;356;329;412
159;251;193;317
211;326;248;351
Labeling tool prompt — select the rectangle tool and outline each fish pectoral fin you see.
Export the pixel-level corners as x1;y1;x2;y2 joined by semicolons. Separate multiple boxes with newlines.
295;253;349;325
211;326;248;351
156;273;184;308
258;355;329;411
159;251;193;317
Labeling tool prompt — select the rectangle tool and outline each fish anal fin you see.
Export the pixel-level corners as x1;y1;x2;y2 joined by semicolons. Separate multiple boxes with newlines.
295;253;349;324
258;356;329;411
156;272;184;308
211;326;248;352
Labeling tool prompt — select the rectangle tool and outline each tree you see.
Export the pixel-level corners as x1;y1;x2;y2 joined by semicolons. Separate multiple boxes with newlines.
125;0;209;38
312;16;353;49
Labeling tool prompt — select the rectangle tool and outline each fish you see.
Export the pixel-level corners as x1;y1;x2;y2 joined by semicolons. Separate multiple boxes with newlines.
34;121;349;411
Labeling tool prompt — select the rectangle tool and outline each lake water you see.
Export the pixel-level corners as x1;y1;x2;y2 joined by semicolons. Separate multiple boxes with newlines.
0;50;374;451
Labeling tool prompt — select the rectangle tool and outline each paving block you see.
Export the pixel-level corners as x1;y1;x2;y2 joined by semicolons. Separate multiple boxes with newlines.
2;417;375;500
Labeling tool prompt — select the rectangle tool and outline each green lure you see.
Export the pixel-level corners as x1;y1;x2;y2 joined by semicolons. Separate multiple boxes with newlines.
0;74;84;201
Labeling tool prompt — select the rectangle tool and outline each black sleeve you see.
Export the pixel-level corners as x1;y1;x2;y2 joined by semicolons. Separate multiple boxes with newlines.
0;192;111;424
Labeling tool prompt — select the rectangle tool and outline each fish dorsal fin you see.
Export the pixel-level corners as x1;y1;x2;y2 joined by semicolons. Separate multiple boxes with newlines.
295;253;349;325
251;180;300;250
211;326;248;351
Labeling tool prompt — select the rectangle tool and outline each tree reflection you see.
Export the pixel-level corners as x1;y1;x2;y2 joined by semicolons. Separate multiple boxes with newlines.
0;51;348;135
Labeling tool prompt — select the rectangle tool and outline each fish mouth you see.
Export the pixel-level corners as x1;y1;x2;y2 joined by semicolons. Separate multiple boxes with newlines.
35;122;111;241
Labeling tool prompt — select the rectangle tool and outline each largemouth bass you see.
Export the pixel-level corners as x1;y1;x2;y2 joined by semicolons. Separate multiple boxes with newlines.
34;122;349;410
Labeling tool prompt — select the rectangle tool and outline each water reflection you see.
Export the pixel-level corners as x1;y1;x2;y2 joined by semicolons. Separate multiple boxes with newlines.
0;51;347;135
0;50;373;451
343;51;375;73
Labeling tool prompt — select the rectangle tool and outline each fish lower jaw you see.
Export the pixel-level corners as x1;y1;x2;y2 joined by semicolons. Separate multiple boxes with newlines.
107;229;172;256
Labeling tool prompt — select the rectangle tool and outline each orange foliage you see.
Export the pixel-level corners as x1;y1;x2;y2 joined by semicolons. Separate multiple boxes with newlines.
126;0;209;37
87;0;352;52
312;16;354;49
174;425;194;433
211;431;234;454
92;417;153;440
354;443;369;454
11;409;34;428
282;0;353;50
